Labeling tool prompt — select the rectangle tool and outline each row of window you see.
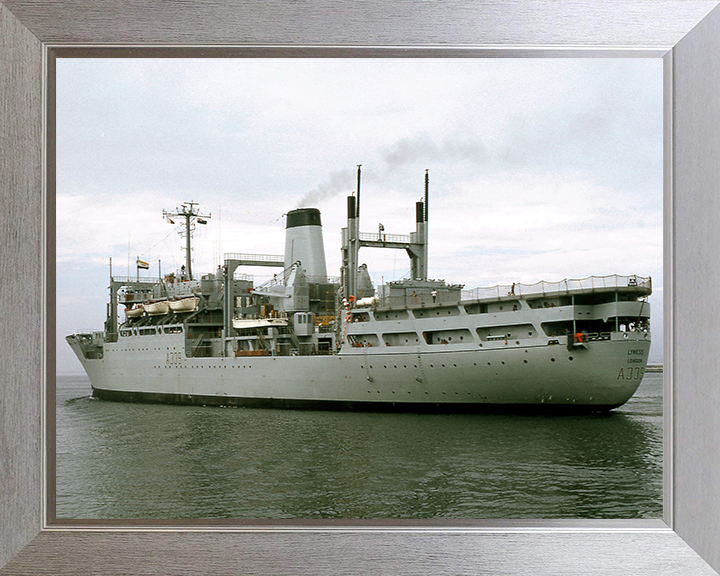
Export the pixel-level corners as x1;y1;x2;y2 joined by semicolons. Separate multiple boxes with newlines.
359;356;573;371
348;325;538;347
119;325;184;337
363;301;528;321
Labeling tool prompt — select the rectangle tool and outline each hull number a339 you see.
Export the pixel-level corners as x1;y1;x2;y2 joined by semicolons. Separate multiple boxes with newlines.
617;367;645;380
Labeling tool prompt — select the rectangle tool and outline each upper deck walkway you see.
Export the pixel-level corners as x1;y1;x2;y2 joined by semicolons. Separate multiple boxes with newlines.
224;253;285;267
360;274;652;311
461;274;652;302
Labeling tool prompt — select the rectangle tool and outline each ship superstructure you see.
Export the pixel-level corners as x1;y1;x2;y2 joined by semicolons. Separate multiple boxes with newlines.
67;171;652;412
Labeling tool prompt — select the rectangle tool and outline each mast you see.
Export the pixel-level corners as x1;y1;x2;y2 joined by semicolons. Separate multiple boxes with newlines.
162;201;211;281
356;164;362;219
352;165;362;299
424;169;429;277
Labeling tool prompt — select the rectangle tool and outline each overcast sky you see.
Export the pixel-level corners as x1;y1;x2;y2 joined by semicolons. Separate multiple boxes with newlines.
56;58;663;373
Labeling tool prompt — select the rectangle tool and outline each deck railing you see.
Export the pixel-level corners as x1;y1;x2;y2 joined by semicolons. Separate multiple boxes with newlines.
306;275;341;285
460;274;651;301
224;252;285;264
111;276;161;284
359;232;411;244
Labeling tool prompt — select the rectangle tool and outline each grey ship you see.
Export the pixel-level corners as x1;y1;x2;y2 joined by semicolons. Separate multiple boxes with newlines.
67;171;652;412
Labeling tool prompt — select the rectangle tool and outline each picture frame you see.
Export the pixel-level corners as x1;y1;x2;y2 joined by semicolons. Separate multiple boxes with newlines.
2;1;719;574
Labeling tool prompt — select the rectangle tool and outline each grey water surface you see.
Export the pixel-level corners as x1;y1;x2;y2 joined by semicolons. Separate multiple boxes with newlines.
56;372;662;519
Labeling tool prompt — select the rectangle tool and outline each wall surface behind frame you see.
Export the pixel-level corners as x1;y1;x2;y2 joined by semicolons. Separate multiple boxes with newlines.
2;0;719;45
2;0;720;574
0;1;43;570
672;4;720;572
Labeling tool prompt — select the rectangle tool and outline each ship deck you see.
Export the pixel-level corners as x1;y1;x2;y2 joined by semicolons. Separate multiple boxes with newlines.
367;274;651;311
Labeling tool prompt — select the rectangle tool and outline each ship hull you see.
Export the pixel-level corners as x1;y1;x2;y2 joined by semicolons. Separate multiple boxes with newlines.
69;332;650;412
89;388;628;414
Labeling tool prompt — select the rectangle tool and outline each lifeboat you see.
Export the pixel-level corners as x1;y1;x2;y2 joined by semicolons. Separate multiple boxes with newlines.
168;296;200;313
142;300;170;316
124;305;144;318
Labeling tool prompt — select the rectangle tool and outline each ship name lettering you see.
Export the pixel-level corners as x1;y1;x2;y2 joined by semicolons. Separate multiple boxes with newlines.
627;349;645;356
627;358;643;364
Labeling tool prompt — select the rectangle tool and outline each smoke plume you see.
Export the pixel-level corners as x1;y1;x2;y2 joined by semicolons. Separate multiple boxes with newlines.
297;167;358;208
296;132;488;208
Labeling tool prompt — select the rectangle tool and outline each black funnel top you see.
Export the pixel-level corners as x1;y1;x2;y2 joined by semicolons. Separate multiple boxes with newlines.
287;208;322;228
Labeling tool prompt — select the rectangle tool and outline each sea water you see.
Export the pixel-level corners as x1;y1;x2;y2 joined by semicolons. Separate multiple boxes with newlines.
55;372;662;519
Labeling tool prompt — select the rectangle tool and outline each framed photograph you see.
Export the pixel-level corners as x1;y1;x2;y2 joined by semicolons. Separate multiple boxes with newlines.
52;56;665;523
2;1;720;574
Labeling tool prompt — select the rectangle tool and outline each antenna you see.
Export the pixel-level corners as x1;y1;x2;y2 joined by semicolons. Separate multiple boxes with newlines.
356;165;362;219
217;205;222;270
162;201;211;281
424;169;429;222
424;169;429;278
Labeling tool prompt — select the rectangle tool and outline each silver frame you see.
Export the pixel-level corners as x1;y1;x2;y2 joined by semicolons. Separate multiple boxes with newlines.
2;1;720;574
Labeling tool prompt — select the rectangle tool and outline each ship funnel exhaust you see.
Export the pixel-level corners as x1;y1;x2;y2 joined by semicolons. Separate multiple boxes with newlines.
284;208;327;278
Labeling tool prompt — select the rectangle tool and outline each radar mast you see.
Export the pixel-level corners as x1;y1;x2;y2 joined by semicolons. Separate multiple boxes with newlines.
162;201;211;281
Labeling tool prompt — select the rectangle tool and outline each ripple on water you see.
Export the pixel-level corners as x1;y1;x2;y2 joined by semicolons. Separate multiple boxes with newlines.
55;373;663;519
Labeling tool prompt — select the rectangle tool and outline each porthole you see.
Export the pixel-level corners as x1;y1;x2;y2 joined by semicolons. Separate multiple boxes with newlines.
551;358;556;362
524;359;528;364
568;357;574;361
